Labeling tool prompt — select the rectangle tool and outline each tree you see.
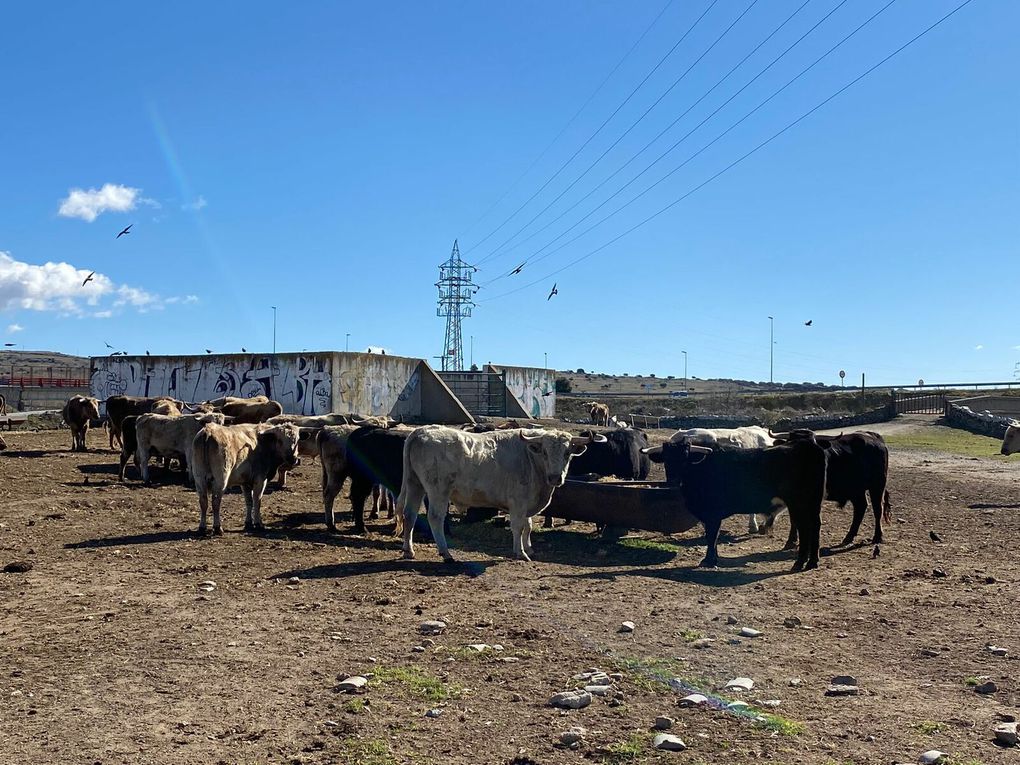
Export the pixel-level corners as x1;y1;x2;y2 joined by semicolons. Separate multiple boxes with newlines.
555;377;572;394
575;368;585;374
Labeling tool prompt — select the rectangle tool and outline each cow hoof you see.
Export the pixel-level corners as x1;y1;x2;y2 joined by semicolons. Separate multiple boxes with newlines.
697;559;718;569
213;527;224;537
197;527;209;537
401;550;415;560
805;560;819;570
353;526;366;536
791;561;805;572
244;522;254;532
442;555;457;564
782;542;798;551
871;534;884;545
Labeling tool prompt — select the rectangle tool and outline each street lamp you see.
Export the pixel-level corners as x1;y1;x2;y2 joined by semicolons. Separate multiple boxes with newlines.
682;350;688;391
767;316;774;384
470;335;474;368
544;352;548;372
271;306;277;354
345;333;350;353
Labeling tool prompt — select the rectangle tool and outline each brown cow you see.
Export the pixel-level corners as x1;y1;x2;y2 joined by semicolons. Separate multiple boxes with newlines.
0;393;7;416
205;397;283;424
191;422;300;535
316;424;360;531
276;427;320;488
586;401;610;427
104;395;180;449
62;395;101;452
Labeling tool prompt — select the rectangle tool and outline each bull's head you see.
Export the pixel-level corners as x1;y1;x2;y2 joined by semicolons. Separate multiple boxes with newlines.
259;424;301;468
519;430;607;486
1001;422;1020;455
641;440;713;478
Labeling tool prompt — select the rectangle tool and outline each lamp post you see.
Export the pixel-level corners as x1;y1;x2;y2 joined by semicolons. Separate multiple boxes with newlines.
345;333;350;353
271;306;277;354
767;316;774;384
682;350;687;391
470;336;474;368
544;352;548;372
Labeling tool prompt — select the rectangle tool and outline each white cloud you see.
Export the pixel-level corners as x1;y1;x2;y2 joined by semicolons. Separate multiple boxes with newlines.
164;294;200;306
58;183;141;222
182;195;207;212
975;344;984;350
0;250;187;318
6;323;23;334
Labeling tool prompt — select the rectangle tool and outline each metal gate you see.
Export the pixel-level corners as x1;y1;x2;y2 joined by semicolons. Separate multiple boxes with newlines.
893;390;946;415
438;371;507;417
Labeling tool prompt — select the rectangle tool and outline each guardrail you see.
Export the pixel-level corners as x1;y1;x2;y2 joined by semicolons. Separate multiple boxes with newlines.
0;377;89;388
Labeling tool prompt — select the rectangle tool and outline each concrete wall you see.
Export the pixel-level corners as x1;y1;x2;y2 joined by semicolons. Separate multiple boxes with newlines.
0;385;89;412
90;352;472;423
948;396;1020;418
486;364;556;419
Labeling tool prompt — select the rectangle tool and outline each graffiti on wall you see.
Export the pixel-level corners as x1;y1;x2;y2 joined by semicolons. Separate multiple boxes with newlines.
90;354;332;415
491;364;555;418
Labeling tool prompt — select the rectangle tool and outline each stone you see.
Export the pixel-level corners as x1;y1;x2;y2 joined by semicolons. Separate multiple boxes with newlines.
2;561;33;573
918;649;939;658
197;580;216;592
466;644;489;652
652;733;687;752
549;690;592;709
288;576;300;584
739;627;762;638
932;568;947;578
974;680;997;695
412;645;426;653
559;727;586;745
726;700;749;710
585;685;610;696
678;693;708;708
994;722;1019;747
586;673;612;687
918;751;947;764
760;699;782;708
986;645;1008;657
337;676;368;693
788;678;802;687
420;620;446;635
724;677;754;691
425;708;443;718
654;716;674;730
619;621;636;633
783;616;802;628
831;675;858;686
726;615;738;625
825;685;859;697
421;638;436;648
690;638;714;649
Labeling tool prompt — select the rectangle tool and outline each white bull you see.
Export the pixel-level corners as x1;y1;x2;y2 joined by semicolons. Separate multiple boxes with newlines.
135;412;226;484
670;426;776;533
397;426;604;562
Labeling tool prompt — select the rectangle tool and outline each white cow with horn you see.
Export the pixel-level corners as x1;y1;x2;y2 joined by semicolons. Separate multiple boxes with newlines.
397;425;606;561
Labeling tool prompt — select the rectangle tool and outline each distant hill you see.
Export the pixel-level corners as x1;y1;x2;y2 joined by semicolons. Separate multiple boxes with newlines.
0;350;90;378
556;370;840;397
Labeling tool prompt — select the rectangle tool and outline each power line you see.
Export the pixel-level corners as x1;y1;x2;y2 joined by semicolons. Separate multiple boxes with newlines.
465;0;722;260
481;0;854;287
460;0;677;240
479;0;977;303
477;0;762;266
476;0;817;279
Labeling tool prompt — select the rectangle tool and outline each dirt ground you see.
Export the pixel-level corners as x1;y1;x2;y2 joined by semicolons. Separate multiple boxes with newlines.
1;417;1018;765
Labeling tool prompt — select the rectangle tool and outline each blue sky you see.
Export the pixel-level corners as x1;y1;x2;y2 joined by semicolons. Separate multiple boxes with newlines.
0;0;1014;385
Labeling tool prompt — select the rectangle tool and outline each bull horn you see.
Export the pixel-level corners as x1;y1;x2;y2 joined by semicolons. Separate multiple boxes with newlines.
640;445;662;456
519;430;543;441
689;444;713;455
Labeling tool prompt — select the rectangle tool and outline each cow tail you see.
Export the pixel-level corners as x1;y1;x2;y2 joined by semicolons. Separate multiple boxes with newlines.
882;490;892;523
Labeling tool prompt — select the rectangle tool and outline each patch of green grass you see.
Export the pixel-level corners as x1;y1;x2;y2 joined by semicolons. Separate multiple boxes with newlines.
338;738;394;765
885;427;1016;459
914;720;942;735
755;713;805;736
677;627;703;643
343;698;366;714
618;537;681;554
611;655;690;693
602;733;649;764
964;676;981;687
372;665;460;702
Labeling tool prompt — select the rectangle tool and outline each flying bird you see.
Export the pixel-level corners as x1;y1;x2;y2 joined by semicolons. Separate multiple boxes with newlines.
82;271;95;287
3;343;15;347
205;349;213;354
116;224;133;239
547;283;558;301
510;262;525;276
804;320;813;326
145;351;150;356
104;341;114;349
241;347;247;352
929;530;943;543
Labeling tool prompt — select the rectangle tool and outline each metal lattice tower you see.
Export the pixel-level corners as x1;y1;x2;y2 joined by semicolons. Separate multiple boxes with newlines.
436;239;477;372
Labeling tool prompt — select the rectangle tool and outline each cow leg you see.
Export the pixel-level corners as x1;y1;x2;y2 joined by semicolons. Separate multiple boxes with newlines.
277;466;288;489
399;483;426;559
699;518;722;568
427;493;455;562
350;479;370;534
747;514;760;534
508;512;530;561
791;506;821;572
386;489;395;519
243;485;256;531
138;444;151;484
839;496;868;547
783;519;799;550
251;479;268;531
212;492;223;536
198;489;210;535
118;449;130;482
370;485;381;520
522;514;535;557
869;486;888;544
322;467;345;532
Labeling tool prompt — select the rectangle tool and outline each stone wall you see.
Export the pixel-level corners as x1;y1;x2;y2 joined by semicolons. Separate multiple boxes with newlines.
945;402;1011;439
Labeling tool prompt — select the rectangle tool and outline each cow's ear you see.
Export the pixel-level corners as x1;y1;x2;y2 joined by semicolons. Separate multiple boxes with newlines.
526;441;543;453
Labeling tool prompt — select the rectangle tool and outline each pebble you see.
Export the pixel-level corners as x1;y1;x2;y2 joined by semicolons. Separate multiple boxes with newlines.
287;576;300;584
412;646;426;653
197;580;216;592
783;616;802;628
586;673;612;687
559;726;586;745
739;627;762;638
832;675;858;686
932;568;947;578
726;700;749;710
652;733;687;752
918;750;947;765
425;708;443;718
994;721;1018;747
724;677;754;691
825;685;860;697
2;561;33;573
677;693;708;708
466;644;489;652
654;716;674;730
690;638;714;650
549;690;592;709
421;638;436;648
726;615;738;625
918;649;939;658
986;645;1008;657
789;678;802;687
336;676;368;693
760;699;782;708
585;685;610;696
859;588;870;596
974;680;997;695
420;620;446;635
836;632;849;639
619;621;636;633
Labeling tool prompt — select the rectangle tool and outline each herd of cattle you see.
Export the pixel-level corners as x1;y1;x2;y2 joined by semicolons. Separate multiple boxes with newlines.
41;391;917;572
